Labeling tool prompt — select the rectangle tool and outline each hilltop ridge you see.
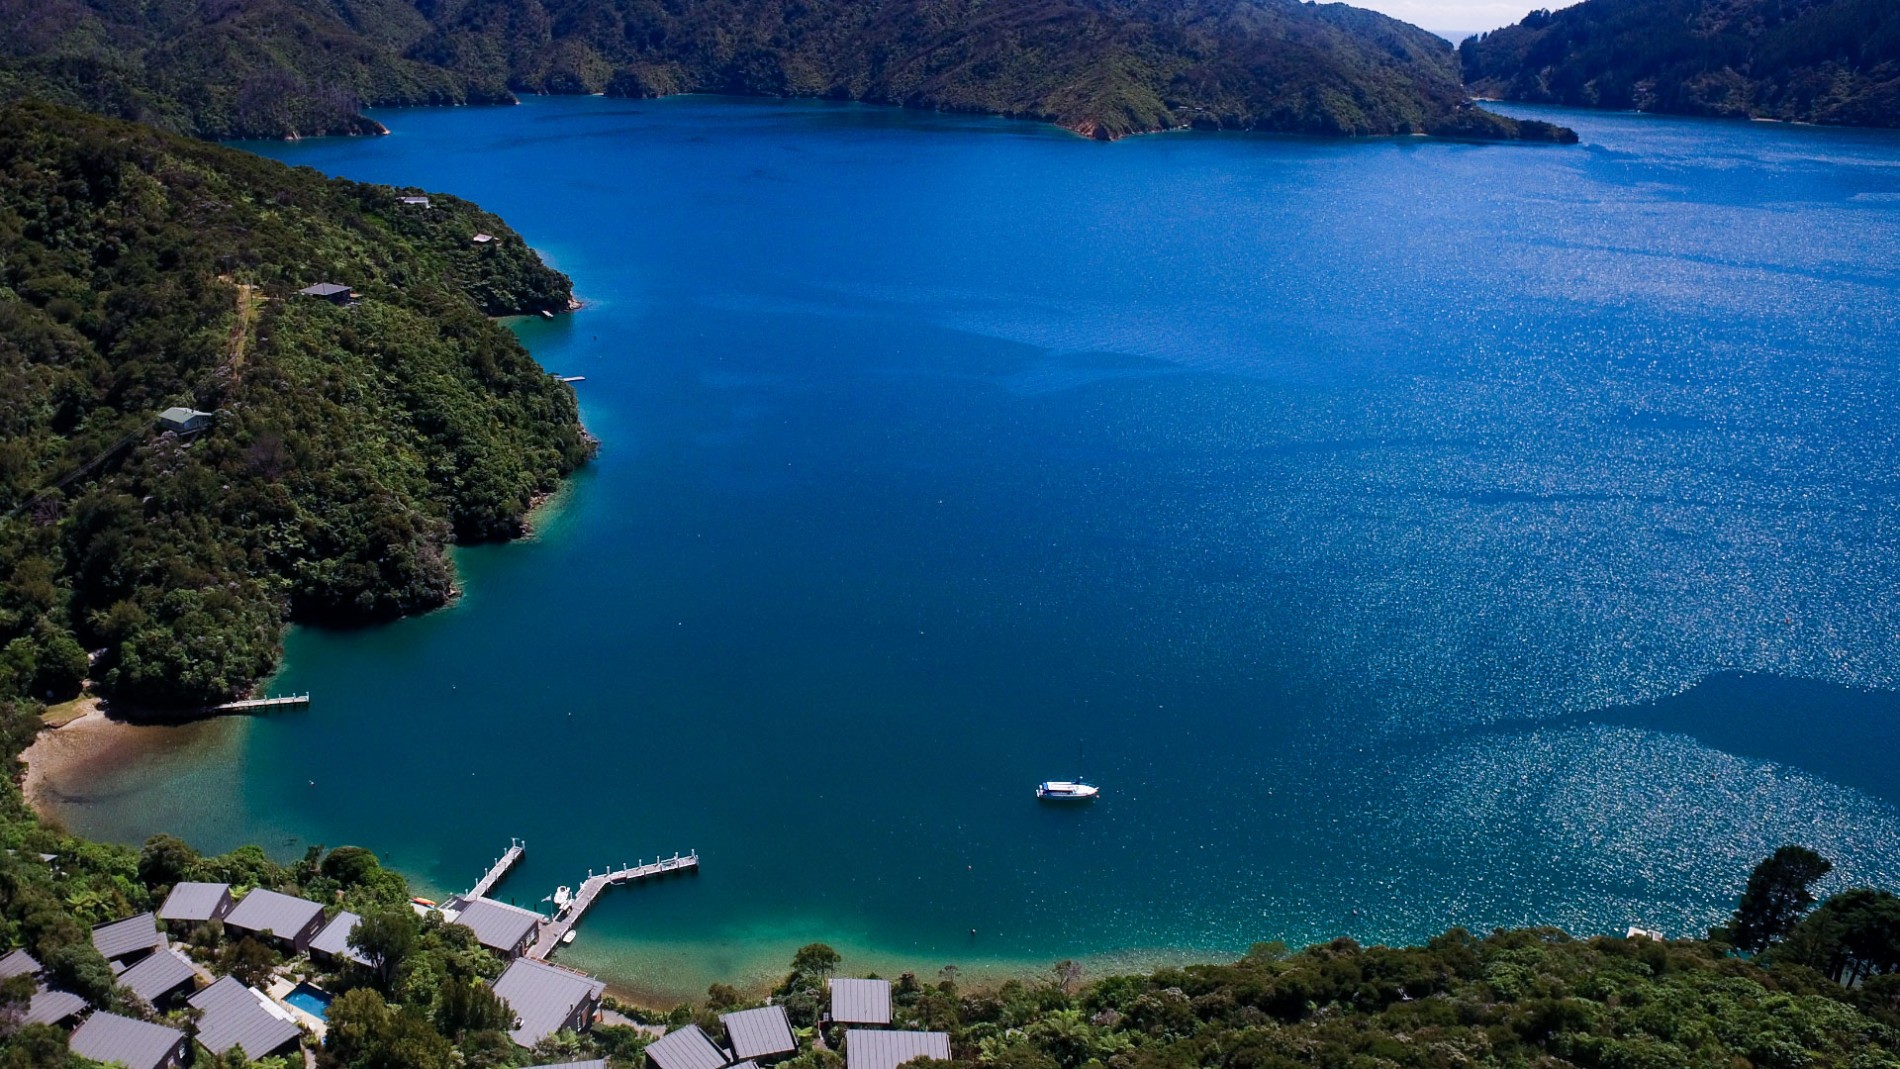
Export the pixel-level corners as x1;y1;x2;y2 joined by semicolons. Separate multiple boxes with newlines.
1460;0;1900;126
0;0;1575;142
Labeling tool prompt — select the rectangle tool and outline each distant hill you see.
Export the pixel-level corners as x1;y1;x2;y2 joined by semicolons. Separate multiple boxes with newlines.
0;0;512;139
1460;0;1900;126
0;0;1575;142
0;100;588;707
410;0;1575;141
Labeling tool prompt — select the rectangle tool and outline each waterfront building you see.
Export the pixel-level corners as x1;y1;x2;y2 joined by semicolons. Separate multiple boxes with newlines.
844;1030;951;1069
157;882;234;927
91;912;165;970
222;889;325;954
310;910;369;966
451;897;544;958
721;1005;797;1062
188;976;303;1060
117;947;199;1008
68;1012;190;1069
490;957;605;1048
644;1023;730;1069
828;978;892;1027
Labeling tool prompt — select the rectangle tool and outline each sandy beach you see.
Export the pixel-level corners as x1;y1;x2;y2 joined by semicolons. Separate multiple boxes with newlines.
19;701;218;824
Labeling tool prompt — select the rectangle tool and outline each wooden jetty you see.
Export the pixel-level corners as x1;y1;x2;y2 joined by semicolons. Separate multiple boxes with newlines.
467;839;526;900
210;693;310;713
528;851;698;960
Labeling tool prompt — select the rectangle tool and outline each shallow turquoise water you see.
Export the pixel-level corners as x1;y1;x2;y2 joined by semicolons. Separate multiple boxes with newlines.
52;97;1900;999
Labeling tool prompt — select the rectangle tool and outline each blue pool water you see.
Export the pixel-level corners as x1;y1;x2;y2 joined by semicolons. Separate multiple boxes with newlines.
44;96;1900;1000
283;984;331;1020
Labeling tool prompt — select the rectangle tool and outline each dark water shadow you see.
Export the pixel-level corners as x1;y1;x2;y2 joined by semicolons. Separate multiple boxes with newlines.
1579;672;1900;805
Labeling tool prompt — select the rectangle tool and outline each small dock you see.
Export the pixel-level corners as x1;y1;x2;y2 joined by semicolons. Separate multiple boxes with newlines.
210;693;310;713
528;851;698;960
467;838;526;900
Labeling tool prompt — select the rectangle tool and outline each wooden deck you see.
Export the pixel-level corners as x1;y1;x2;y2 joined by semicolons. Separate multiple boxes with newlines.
528;851;698;960
467;839;525;900
210;693;310;712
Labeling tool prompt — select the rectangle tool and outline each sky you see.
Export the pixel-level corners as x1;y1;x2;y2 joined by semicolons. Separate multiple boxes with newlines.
1347;0;1557;40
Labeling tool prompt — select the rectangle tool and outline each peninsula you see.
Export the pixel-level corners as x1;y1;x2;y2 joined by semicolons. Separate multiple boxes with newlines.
0;100;591;711
0;0;1575;143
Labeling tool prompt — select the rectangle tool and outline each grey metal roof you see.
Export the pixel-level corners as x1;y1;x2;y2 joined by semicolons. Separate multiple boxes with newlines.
92;913;164;961
309;911;369;965
829;978;892;1025
23;988;87;1026
158;882;231;922
453;898;542;953
845;1030;949;1069
644;1023;730;1069
189;976;303;1058
69;1011;187;1069
117;947;197;1004
0;948;39;980
490;957;605;1048
298;282;352;297
223;889;323;941
721;1005;796;1059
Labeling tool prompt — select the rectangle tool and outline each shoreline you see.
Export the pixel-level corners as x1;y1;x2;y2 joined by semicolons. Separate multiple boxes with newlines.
20;701;140;821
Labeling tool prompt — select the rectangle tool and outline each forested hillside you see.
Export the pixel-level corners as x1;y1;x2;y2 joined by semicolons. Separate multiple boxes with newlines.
1460;0;1900;126
408;0;1574;141
0;0;1575;142
0;0;513;139
0;100;589;709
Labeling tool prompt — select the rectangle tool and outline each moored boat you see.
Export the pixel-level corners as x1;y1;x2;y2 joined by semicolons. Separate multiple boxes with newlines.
1037;780;1100;801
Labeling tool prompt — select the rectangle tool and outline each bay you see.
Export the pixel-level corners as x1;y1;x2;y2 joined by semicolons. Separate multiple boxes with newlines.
49;97;1900;1000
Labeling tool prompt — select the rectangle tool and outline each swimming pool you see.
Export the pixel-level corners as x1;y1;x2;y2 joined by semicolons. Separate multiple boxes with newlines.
282;983;332;1020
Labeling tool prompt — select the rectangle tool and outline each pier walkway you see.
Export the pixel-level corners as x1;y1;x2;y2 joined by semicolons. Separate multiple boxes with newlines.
467;839;525;900
528;851;698;960
210;694;310;713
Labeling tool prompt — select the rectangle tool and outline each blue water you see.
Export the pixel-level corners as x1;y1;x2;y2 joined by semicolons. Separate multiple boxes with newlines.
47;97;1900;1000
283;984;331;1020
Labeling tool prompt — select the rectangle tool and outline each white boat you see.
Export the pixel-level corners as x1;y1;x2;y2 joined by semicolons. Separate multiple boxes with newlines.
1036;780;1099;801
551;885;574;911
561;930;578;945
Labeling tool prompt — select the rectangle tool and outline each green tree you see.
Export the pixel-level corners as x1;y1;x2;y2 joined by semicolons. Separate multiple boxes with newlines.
706;982;741;1009
1782;888;1900;985
350;907;420;991
791;943;841;982
137;834;200;890
219;936;280;989
1724;845;1833;952
322;846;383;887
434;976;513;1037
40;942;114;1006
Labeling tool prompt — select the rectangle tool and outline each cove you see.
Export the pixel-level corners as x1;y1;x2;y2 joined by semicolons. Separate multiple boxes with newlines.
45;96;1900;1002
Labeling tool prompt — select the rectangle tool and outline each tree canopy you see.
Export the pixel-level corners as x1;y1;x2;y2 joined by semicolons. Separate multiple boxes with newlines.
1460;0;1900;127
0;0;1574;142
0;100;590;708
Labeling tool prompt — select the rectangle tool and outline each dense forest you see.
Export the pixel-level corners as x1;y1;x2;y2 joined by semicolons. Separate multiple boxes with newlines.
0;0;1574;142
0;682;1897;1069
1460;0;1900;126
0;100;590;709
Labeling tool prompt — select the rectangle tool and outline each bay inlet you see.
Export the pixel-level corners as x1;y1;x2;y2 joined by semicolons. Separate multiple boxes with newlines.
39;96;1900;1001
